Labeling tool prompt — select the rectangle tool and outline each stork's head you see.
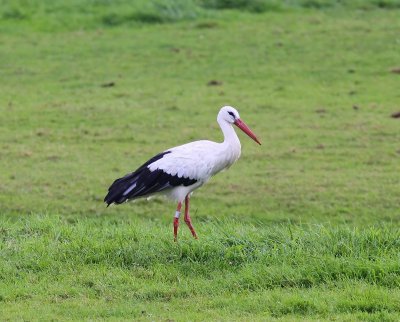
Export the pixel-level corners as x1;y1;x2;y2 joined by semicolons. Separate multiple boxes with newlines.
219;106;241;124
218;106;261;145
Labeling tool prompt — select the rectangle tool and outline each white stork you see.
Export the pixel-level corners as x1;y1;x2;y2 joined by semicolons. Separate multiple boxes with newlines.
104;106;261;241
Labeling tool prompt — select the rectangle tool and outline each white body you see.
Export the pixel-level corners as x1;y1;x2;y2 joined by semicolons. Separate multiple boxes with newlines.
147;107;242;202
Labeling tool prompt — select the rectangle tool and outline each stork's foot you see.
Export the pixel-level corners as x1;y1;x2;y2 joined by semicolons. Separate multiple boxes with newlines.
173;217;179;242
184;215;198;239
173;202;182;242
184;195;198;239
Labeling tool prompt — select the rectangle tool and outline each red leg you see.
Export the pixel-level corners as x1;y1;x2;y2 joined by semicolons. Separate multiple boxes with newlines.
173;202;182;242
184;195;198;239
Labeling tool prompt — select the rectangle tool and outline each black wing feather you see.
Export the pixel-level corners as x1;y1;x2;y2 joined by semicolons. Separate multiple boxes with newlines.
104;151;197;206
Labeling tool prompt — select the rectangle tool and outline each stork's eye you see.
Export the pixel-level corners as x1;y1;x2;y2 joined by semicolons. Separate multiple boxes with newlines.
228;111;235;118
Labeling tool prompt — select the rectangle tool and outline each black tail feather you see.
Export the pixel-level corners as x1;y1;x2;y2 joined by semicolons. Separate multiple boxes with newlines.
104;175;132;206
104;150;197;207
104;151;172;206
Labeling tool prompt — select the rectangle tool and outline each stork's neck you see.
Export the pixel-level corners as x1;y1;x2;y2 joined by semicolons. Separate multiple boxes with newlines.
218;118;241;148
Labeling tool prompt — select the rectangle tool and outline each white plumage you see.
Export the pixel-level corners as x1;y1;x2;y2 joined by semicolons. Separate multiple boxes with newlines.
104;106;260;241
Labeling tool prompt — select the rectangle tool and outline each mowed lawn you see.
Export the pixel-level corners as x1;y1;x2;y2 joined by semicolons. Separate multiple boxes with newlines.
1;3;400;321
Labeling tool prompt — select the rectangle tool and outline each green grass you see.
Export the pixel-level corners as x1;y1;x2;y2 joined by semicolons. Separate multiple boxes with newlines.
1;0;400;32
1;1;400;320
2;215;400;320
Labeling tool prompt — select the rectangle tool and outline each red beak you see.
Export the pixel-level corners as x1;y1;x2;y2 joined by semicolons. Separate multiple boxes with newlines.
234;119;261;145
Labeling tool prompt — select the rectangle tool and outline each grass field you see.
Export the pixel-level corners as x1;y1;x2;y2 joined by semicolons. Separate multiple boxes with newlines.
1;1;400;320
